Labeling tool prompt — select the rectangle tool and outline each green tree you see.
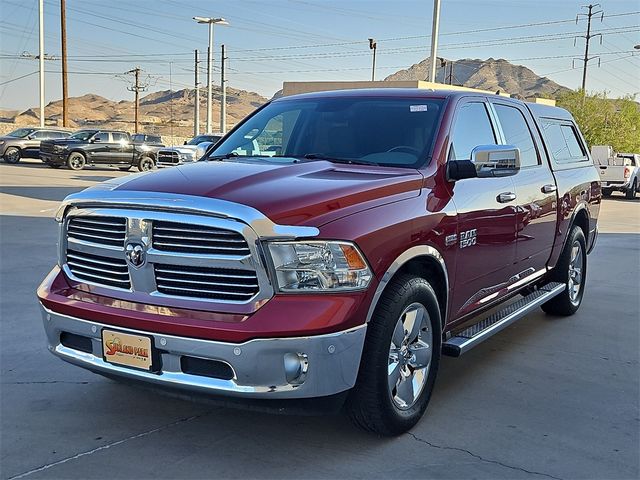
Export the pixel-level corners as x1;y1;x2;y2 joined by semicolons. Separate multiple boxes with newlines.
556;91;640;153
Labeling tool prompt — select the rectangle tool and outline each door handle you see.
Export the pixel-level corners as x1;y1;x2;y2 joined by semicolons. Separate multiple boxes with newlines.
541;184;557;194
497;192;517;203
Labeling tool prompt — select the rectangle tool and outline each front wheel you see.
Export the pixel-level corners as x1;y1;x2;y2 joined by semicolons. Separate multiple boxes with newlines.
137;156;155;172
541;226;587;316
3;147;21;164
625;179;637;200
66;152;86;170
346;274;441;436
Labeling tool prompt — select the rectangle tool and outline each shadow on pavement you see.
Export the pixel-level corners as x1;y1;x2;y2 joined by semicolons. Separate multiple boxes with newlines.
0;185;84;202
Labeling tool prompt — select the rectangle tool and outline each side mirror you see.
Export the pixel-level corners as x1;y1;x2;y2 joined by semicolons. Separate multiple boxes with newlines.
90;137;100;143
184;141;188;145
448;145;520;180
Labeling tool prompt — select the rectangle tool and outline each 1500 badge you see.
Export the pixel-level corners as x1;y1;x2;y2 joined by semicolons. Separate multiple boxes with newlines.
460;229;477;249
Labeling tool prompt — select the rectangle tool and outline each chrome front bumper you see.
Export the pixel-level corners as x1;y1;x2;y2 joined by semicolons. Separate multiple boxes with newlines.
40;304;366;399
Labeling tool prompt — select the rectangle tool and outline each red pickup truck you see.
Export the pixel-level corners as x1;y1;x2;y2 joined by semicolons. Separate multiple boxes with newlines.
37;89;600;436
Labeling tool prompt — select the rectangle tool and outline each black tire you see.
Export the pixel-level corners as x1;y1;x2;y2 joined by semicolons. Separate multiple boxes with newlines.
118;166;132;172
602;188;612;198
541;226;587;316
137;155;155;172
66;152;86;170
625;179;637;200
3;147;21;164
346;274;442;436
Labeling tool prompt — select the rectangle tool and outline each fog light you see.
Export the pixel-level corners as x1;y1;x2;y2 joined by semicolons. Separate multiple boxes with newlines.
284;352;309;385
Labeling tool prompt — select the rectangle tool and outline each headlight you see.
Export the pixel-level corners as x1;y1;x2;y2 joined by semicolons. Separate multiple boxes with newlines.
267;241;372;292
178;152;195;162
54;145;68;152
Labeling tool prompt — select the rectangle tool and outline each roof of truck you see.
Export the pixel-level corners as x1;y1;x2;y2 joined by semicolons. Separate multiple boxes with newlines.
526;102;573;121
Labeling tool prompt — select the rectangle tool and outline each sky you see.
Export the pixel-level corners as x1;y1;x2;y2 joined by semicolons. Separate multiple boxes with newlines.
0;0;639;111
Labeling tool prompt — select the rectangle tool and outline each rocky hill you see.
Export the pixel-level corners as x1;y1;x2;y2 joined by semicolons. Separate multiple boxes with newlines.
4;86;268;137
385;57;571;99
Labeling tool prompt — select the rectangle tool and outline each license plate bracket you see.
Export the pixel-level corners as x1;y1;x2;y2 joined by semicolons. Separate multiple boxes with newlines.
102;329;155;372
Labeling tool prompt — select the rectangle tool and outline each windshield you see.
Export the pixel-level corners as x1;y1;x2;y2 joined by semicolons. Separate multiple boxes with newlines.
187;135;221;145
70;130;98;141
208;96;445;168
6;128;35;138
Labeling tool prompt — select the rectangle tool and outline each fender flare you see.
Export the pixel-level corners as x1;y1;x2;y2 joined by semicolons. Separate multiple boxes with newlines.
365;245;449;326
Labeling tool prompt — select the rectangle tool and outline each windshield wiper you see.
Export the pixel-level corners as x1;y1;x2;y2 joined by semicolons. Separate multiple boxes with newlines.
203;152;239;161
302;153;379;166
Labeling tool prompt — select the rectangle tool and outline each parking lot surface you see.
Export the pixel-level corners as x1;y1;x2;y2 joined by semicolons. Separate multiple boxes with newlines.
1;160;638;479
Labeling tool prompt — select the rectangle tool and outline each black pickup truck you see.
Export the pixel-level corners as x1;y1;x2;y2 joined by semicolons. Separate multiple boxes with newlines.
40;129;158;171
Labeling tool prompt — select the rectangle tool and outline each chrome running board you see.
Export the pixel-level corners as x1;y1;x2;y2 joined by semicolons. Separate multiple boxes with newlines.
442;282;565;357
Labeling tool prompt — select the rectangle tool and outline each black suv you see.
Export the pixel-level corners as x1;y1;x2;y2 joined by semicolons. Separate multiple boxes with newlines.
40;129;158;171
1;127;70;164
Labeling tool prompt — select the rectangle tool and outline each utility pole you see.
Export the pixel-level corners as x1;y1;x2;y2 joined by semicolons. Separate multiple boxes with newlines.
427;0;441;82
60;0;68;127
125;67;148;134
447;60;454;85
368;38;377;81
220;44;227;134
194;49;200;136
38;0;45;127
575;4;603;94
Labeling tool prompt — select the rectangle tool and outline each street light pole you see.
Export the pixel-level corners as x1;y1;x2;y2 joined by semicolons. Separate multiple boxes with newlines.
38;0;45;127
193;16;229;134
428;0;441;83
207;21;213;133
368;38;377;82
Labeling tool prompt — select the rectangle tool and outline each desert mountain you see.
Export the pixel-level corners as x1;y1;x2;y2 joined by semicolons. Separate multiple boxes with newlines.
385;57;571;99
6;86;268;138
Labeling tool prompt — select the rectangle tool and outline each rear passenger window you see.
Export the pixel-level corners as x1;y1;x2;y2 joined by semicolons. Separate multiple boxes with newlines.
540;120;587;163
112;132;128;143
94;132;110;142
449;102;496;161
494;104;539;167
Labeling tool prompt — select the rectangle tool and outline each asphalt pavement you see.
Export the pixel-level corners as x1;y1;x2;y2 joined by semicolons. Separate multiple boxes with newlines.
1;160;638;479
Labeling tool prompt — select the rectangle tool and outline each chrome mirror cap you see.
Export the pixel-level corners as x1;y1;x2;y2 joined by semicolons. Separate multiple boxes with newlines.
471;145;521;178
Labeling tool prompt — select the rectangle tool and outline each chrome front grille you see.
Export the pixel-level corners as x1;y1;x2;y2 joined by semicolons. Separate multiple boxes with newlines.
152;221;250;256
154;264;259;301
66;249;131;289
67;216;126;247
157;151;180;165
62;209;272;310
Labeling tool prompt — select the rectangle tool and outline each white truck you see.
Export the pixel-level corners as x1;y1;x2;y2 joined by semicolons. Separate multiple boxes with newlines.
591;145;639;199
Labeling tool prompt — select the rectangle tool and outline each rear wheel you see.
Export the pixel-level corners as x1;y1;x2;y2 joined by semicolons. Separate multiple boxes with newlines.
3;147;21;164
625;179;637;200
541;226;587;316
346;274;441;436
137;156;154;172
602;188;612;198
66;152;86;170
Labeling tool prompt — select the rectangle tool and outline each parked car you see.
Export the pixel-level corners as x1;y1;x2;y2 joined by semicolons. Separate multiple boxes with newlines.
592;145;639;199
130;133;164;168
40;129;156;171
1;127;70;164
156;133;222;167
38;89;600;436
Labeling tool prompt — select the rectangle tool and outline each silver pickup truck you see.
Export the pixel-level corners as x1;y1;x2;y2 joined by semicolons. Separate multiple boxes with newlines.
592;146;639;199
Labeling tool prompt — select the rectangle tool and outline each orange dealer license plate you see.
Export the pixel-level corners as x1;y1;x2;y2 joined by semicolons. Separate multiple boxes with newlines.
102;329;153;371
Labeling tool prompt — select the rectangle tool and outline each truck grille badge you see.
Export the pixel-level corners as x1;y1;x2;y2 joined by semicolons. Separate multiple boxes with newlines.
125;243;146;268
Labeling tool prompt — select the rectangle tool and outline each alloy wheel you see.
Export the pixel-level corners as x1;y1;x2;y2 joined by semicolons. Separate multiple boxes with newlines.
388;302;432;410
568;241;584;304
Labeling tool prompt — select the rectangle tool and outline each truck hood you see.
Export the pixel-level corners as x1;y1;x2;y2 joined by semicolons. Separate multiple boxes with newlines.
42;138;83;146
160;146;198;154
105;158;424;226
